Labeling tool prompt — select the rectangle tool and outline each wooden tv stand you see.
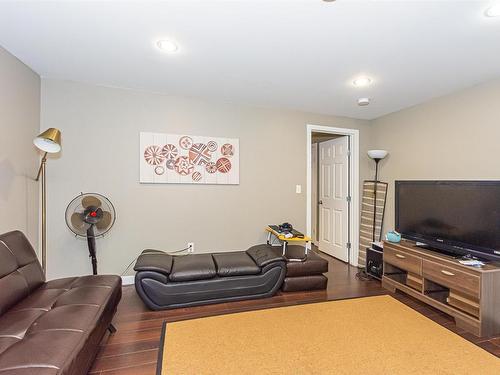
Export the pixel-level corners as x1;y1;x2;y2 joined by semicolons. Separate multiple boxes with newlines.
382;240;500;337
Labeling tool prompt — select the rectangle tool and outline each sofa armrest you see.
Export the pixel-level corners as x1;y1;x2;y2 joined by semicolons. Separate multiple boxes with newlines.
134;251;173;276
246;245;284;268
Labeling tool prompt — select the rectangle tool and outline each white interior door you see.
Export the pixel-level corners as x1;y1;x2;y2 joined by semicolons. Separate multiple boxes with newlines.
318;136;349;261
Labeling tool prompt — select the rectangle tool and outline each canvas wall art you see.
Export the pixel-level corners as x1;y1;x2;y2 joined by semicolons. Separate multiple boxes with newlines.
140;132;239;184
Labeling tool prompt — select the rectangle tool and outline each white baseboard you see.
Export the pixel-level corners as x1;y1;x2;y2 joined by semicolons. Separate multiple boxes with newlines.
121;275;135;285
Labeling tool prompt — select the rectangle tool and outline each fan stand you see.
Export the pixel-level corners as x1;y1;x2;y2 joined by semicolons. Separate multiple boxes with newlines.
66;192;116;276
86;225;98;275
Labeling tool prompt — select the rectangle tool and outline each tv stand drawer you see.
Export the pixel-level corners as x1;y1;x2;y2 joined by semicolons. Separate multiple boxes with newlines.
384;246;422;275
423;260;480;298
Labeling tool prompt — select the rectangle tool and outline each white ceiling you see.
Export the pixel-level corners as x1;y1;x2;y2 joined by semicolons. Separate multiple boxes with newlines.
0;0;499;120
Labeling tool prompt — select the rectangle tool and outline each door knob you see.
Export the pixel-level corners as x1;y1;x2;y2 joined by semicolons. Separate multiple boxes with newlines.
318;200;323;205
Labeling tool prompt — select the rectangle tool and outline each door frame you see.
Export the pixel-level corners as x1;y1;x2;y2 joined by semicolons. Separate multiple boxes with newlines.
306;124;360;267
311;142;318;243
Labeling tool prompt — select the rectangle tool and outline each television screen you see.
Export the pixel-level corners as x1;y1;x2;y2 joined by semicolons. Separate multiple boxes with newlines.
395;181;500;260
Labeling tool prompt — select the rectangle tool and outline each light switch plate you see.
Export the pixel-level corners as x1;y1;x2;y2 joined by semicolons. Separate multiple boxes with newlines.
296;185;302;194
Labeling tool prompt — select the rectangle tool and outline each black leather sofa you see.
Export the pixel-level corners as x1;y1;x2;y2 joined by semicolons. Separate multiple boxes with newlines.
134;245;286;310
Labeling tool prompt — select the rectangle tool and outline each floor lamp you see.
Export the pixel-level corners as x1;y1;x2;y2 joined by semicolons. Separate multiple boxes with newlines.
367;149;388;242
34;128;61;274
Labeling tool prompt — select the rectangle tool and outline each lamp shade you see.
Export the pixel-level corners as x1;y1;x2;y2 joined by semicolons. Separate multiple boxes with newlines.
34;128;61;153
367;149;388;160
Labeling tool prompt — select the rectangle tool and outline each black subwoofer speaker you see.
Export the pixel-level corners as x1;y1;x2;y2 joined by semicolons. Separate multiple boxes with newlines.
366;247;383;280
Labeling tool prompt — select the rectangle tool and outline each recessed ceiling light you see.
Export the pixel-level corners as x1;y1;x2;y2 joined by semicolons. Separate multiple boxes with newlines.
353;76;372;87
485;4;500;17
156;39;179;53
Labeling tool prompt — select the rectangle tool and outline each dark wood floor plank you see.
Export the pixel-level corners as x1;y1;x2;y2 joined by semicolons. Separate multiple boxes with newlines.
490;337;500;347
89;362;157;375
105;328;162;345
113;318;166;332
91;253;500;374
91;349;158;372
97;340;160;358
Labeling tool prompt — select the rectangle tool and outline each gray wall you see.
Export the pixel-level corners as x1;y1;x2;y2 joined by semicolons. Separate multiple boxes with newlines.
371;79;500;235
40;77;500;279
41;79;373;279
0;46;40;249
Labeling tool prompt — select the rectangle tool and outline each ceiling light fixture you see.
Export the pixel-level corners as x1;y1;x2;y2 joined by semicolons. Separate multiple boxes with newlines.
156;39;179;53
358;98;370;106
485;4;500;17
353;76;372;87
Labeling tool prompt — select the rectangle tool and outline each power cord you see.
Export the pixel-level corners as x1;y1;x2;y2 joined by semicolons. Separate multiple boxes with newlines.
120;246;190;276
355;269;373;281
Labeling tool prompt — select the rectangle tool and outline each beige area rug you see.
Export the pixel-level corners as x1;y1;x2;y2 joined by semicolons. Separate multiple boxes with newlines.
158;295;499;374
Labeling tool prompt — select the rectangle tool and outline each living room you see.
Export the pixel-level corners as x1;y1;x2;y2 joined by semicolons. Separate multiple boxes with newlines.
0;1;499;374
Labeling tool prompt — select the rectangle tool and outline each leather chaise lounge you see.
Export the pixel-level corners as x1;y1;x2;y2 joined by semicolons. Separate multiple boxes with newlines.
134;244;286;310
0;231;122;375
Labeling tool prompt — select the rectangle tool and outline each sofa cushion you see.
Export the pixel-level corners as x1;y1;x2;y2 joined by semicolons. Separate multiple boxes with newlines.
134;251;173;276
0;330;84;373
246;245;284;268
281;275;328;292
10;288;66;313
213;252;261;277
0;231;45;315
0;309;44;343
41;277;79;290
0;242;18;278
169;254;216;282
27;305;100;334
284;248;329;277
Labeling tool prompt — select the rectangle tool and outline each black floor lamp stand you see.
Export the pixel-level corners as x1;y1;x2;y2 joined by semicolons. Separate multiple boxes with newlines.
367;150;388;242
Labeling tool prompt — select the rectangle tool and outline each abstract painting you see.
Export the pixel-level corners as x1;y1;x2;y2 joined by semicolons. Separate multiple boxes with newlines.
140;132;240;184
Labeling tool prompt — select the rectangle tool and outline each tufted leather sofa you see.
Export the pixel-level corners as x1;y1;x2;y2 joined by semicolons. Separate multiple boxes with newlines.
0;231;121;375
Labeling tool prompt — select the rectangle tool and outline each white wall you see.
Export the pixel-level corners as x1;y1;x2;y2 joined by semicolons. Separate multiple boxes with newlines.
41;79;373;279
0;46;40;248
371;79;500;235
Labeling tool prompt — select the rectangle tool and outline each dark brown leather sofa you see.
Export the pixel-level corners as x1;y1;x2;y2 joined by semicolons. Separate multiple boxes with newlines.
0;231;121;375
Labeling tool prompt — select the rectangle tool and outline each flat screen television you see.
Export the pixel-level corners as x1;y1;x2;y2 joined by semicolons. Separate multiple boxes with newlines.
395;180;500;261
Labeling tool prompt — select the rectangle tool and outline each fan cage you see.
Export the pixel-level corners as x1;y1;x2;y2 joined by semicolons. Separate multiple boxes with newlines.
65;192;116;238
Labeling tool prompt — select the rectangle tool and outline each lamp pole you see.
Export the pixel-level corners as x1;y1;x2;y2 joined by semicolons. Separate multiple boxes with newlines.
33;128;61;276
35;152;47;273
367;150;388;243
372;158;381;242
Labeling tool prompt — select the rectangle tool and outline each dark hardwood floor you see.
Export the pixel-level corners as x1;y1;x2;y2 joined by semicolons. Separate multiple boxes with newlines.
90;253;500;374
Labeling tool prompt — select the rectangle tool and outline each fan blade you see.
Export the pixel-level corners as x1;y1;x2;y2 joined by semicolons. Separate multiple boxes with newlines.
95;211;112;231
71;212;88;231
82;195;102;209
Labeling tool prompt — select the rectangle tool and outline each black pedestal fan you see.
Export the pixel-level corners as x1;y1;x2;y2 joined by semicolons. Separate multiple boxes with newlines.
65;193;116;275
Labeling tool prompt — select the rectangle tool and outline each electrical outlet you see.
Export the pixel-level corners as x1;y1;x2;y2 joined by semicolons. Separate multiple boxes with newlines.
187;242;195;253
